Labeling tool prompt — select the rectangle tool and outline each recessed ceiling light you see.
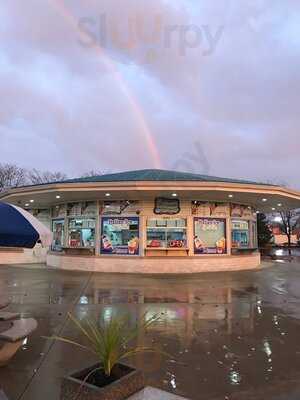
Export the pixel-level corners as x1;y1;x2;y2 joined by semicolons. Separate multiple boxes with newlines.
272;207;276;211
105;193;111;197
262;198;267;202
172;193;177;197
25;203;29;207
278;203;282;207
228;194;233;198
56;195;61;199
29;199;34;203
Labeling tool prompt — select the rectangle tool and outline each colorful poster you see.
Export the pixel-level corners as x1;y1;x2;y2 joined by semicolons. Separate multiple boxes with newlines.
52;219;64;251
194;218;227;254
101;217;139;255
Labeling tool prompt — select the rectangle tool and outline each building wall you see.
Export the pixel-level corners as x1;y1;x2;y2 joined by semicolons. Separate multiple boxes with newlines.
0;198;260;272
47;252;261;273
0;244;48;265
273;234;298;246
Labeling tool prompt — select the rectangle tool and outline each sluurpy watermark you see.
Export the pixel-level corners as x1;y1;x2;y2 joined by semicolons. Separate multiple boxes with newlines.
172;140;210;174
77;14;224;62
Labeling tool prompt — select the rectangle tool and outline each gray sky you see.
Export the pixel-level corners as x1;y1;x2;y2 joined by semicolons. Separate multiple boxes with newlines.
1;0;300;187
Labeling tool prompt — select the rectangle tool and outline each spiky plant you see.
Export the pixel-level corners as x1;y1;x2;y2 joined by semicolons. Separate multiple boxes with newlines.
47;312;162;378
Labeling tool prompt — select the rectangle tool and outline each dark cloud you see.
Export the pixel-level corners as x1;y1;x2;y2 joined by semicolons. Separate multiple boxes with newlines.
0;0;299;188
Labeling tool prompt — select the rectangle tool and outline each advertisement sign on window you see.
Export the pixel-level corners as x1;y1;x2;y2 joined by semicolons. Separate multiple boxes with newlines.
52;219;65;251
194;218;227;254
101;217;139;255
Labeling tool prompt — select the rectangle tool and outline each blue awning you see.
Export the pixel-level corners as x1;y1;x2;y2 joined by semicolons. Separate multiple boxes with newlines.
0;202;52;249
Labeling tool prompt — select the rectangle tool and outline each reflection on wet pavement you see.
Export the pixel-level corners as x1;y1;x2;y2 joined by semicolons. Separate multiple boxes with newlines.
1;262;300;399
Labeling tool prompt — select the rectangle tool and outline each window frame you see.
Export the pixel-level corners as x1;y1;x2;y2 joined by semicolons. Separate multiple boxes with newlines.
100;216;140;256
193;217;227;255
231;219;251;249
51;218;65;252
68;217;96;248
146;218;188;249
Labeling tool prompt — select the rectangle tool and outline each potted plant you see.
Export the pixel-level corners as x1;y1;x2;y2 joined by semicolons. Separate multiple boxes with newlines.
47;312;162;400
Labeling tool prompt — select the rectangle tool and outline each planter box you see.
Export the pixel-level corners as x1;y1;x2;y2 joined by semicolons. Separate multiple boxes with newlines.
61;363;144;400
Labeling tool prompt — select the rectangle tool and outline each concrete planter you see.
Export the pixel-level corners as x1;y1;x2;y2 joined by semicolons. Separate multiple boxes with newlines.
60;363;144;400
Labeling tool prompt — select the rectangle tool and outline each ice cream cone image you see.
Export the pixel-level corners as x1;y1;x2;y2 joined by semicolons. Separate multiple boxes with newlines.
102;235;113;252
128;237;139;254
216;237;226;254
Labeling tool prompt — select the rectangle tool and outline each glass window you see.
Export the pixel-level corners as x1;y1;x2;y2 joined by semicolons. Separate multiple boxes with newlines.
147;218;187;248
194;218;227;254
52;219;65;251
101;217;139;255
231;220;250;248
68;218;95;248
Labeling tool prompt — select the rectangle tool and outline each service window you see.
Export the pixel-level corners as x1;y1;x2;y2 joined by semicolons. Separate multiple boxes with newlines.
231;220;250;248
68;218;96;248
194;218;227;254
52;219;65;251
146;218;187;248
101;217;139;255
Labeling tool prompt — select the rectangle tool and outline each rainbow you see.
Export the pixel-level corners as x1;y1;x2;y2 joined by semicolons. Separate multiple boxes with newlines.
50;0;162;168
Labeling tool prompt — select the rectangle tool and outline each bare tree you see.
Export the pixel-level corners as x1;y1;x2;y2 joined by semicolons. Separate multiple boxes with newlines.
80;170;103;178
278;210;300;254
27;169;67;185
0;163;27;191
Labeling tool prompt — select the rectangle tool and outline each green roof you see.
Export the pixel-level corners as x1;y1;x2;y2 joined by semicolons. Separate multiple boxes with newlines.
59;169;269;185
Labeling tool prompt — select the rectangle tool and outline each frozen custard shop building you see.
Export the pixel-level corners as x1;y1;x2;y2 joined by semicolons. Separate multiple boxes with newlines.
1;169;300;273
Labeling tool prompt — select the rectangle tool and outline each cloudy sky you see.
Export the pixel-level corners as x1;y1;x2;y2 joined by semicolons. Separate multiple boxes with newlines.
1;0;300;187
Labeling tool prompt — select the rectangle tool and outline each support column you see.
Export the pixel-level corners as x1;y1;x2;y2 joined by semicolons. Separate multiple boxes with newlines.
187;215;194;256
226;216;232;255
140;211;146;257
95;201;100;256
64;214;68;248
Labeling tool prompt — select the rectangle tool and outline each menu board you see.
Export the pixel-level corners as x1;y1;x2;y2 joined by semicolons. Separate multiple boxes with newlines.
231;204;254;219
192;202;229;218
82;202;97;216
101;217;139;255
101;201;139;215
66;202;97;217
194;218;227;254
232;220;249;230
154;198;180;215
52;204;67;218
67;202;82;216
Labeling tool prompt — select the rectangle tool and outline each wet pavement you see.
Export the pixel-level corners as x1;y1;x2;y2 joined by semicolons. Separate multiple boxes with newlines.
1;261;300;399
261;247;300;259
